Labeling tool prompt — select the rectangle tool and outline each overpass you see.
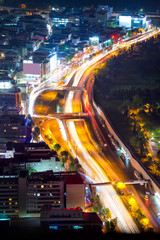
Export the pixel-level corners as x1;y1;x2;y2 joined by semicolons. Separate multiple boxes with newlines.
90;179;149;187
44;86;84;91
33;86;84;96
33;112;89;120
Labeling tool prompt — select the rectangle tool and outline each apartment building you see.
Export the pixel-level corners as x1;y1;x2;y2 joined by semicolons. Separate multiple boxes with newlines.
0;115;32;144
27;173;64;213
0;171;85;217
0;171;27;217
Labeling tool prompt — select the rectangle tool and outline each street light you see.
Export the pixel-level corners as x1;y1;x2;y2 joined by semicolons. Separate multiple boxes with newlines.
117;182;126;190
1;53;5;58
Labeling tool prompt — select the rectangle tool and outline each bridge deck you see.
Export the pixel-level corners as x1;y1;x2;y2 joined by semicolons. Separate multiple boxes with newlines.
90;179;149;186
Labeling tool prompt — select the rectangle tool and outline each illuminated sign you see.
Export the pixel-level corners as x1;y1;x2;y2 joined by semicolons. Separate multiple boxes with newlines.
89;36;99;46
49;53;57;73
119;16;131;28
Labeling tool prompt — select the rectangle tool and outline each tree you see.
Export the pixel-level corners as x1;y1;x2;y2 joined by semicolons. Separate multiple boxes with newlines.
60;151;69;164
53;143;61;152
135;208;146;221
74;157;82;170
129;113;137;133
33;126;40;141
130;135;140;149
140;218;150;230
149;163;158;175
44;134;49;140
148;156;152;162
102;208;112;219
93;194;100;203
119;99;131;116
132;95;143;107
128;197;139;212
91;206;98;213
48;138;54;145
69;163;75;171
137;136;147;156
157;150;160;160
105;218;117;232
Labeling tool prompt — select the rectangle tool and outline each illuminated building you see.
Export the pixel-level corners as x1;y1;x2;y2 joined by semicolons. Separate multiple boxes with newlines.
0;171;85;218
23;52;57;85
0;171;28;217
119;15;132;28
27;174;64;213
50;13;69;27
0;79;22;113
0;115;32;144
23;59;43;86
0;142;61;172
119;14;148;28
89;36;99;46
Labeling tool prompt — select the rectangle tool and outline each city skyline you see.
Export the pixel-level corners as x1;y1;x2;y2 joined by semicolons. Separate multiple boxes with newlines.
2;0;160;10
0;2;160;235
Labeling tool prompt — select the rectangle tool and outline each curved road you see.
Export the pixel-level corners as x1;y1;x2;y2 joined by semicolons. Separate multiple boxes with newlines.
32;28;160;233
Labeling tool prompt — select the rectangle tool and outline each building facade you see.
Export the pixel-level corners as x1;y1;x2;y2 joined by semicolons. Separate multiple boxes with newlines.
41;208;102;232
0;171;85;217
0;115;32;144
0;81;22;113
27;178;64;213
0;172;27;217
119;14;147;28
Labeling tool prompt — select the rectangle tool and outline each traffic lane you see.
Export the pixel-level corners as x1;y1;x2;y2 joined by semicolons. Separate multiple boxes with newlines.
66;119;139;233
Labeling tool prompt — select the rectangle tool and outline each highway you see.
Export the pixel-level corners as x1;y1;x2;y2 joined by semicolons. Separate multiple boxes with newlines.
31;28;160;233
64;28;160;233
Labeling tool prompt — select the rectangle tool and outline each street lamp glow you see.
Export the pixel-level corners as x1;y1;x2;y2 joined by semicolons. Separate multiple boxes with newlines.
117;182;126;189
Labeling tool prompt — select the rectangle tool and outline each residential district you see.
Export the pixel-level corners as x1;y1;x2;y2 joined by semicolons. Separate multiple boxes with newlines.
0;2;160;235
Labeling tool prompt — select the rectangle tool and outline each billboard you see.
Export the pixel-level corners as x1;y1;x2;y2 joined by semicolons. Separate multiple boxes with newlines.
119;16;131;28
49;53;57;73
23;61;41;76
131;17;146;28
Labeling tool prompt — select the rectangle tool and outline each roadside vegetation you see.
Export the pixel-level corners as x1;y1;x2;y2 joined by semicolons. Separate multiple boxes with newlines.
91;193;118;233
94;33;160;182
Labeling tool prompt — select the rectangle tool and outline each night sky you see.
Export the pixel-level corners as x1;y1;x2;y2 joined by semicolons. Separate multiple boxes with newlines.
4;0;160;11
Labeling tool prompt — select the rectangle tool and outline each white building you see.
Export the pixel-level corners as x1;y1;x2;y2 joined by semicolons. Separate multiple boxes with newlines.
26;157;61;173
23;52;57;85
89;36;99;46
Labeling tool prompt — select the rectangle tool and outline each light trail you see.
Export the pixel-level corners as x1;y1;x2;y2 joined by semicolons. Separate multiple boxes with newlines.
66;120;139;233
32;28;160;233
63;29;160;233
